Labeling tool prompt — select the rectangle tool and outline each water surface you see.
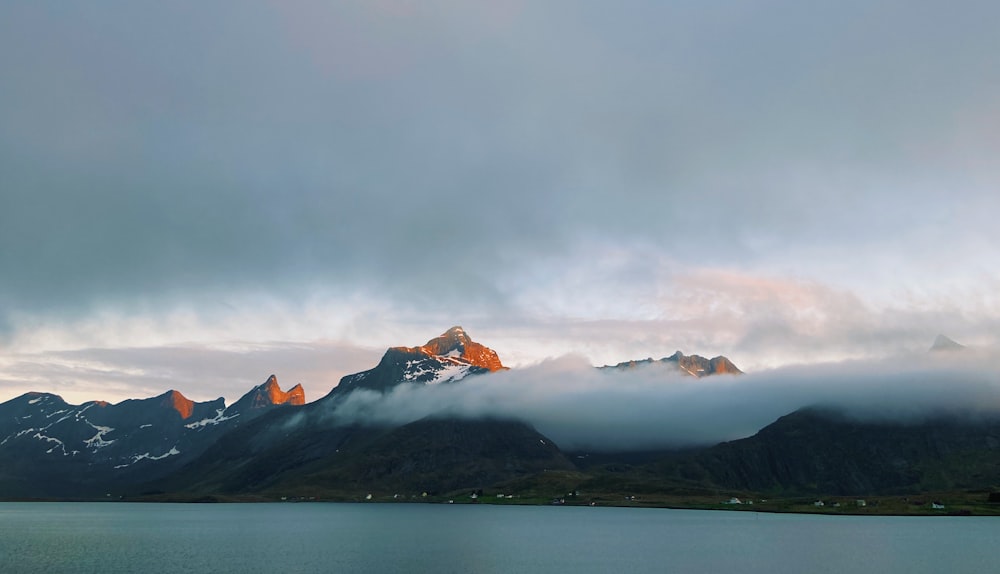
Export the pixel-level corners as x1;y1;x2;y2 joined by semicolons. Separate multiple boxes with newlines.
0;503;994;573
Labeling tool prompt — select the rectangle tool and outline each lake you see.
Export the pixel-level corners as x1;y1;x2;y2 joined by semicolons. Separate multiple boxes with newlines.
0;502;995;573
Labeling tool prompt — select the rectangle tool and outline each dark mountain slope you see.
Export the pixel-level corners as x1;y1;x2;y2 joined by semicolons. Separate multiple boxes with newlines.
279;417;576;495
655;407;1000;496
148;328;575;498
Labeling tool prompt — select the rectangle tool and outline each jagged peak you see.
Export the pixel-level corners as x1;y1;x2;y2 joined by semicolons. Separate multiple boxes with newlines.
603;351;741;377
284;383;306;403
445;325;468;337
329;328;507;397
384;327;505;372
421;326;472;355
233;375;306;410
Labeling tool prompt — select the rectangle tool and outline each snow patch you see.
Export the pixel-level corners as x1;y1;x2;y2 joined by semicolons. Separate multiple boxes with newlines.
150;446;180;460
114;446;181;469
185;408;239;429
33;432;69;455
28;396;44;405
84;423;115;450
428;362;473;384
679;364;699;377
403;357;474;384
403;360;435;381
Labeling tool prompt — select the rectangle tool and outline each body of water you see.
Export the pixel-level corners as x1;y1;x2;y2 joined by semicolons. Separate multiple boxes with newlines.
0;502;995;573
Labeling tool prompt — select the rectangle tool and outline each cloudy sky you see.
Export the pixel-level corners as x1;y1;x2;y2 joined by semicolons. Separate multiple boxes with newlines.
2;1;999;406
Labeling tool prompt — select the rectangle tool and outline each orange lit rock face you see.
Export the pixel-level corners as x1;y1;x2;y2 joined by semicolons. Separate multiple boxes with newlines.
331;326;507;396
706;356;742;375
671;352;742;377
283;384;306;406
162;390;195;419
250;375;306;408
412;326;505;371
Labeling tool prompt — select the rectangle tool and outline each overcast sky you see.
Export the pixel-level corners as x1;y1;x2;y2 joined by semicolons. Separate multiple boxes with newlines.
2;1;999;406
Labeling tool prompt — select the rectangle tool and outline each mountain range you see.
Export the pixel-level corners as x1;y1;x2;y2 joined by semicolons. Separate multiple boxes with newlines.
2;327;999;505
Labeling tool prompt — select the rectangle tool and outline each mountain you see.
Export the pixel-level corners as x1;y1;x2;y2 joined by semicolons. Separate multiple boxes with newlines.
930;334;965;352
2;327;537;499
653;406;1000;496
227;375;305;412
285;417;576;495
328;326;504;396
601;351;742;377
149;327;570;498
8;327;998;505
156;414;575;498
0;376;306;498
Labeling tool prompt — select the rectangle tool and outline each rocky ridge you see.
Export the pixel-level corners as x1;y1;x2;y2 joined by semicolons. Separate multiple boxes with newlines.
0;375;307;497
601;350;742;377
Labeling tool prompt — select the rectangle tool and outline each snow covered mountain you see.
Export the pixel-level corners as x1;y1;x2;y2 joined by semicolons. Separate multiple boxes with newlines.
0;375;306;497
327;326;505;396
0;326;752;499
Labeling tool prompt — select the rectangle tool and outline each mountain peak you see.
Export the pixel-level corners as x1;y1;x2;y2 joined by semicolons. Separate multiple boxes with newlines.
159;390;195;419
930;334;965;352
329;327;505;396
230;375;306;412
417;327;505;371
420;326;470;354
600;351;742;377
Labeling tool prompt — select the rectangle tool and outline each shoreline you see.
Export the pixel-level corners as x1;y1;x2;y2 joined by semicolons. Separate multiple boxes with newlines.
3;493;998;516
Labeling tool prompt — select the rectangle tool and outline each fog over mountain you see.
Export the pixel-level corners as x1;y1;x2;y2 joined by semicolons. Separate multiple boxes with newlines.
330;350;1000;451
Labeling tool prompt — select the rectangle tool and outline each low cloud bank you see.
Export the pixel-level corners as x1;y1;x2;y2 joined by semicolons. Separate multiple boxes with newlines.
331;351;1000;451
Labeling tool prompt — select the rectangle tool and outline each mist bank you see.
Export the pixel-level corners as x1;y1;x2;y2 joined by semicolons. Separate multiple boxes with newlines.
328;350;1000;451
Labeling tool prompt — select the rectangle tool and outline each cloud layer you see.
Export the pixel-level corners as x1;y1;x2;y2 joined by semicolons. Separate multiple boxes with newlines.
330;350;1000;451
2;2;999;402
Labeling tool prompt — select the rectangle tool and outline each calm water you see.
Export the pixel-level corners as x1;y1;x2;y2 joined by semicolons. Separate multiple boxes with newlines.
0;502;995;573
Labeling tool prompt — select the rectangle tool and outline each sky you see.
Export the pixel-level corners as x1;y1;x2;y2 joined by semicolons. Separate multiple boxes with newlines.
2;1;1000;407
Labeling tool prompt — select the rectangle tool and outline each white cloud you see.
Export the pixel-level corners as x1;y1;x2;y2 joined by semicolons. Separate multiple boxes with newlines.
3;1;1000;407
328;349;1000;451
